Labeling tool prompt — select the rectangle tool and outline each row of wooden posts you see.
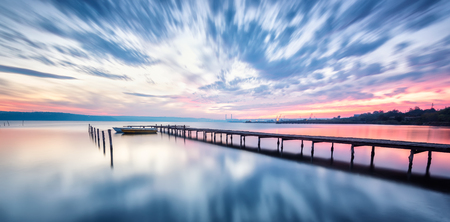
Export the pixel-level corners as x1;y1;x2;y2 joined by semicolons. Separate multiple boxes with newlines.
157;124;433;178
88;124;113;167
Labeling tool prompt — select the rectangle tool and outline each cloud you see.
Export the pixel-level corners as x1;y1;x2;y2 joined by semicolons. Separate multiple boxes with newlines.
252;85;270;97
0;65;76;79
357;63;383;78
335;37;389;59
75;33;157;66
394;42;410;53
406;14;439;31
54;46;89;59
31;56;56;66
80;67;132;81
123;92;179;99
408;49;450;68
385;87;408;97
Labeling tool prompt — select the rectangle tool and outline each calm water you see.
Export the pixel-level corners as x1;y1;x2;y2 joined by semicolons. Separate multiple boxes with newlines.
0;121;450;222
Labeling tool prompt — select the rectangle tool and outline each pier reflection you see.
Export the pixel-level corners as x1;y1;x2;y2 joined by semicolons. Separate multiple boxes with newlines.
201;140;450;193
157;126;450;193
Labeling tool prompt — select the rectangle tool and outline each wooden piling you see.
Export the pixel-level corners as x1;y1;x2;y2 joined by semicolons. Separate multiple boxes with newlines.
258;137;261;150
301;140;304;157
370;146;375;169
240;135;242;148
108;129;113;168
102;131;105;155
277;138;280;152
311;142;314;162
280;139;284;153
243;136;245;148
407;149;414;178
426;151;432;176
230;135;233;146
350;144;355;169
97;129;100;147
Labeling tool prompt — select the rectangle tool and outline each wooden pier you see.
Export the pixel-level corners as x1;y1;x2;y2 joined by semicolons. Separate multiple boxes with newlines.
149;124;450;178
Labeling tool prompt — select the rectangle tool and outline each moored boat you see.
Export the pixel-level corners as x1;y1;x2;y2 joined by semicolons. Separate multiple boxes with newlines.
121;127;157;134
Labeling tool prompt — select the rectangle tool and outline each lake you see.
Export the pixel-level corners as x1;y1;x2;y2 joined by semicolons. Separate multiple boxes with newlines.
0;121;449;221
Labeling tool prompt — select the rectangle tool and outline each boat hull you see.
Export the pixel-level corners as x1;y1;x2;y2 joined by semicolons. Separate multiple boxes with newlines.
121;128;157;134
113;127;125;133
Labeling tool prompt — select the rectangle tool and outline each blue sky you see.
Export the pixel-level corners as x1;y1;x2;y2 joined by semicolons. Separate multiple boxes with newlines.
0;0;449;118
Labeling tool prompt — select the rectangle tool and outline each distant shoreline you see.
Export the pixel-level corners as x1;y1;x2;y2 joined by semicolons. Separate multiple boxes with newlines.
0;111;224;122
273;120;450;126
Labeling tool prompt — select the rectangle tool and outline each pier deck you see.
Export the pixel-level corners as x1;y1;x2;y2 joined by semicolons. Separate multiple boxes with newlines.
154;125;450;153
151;124;450;178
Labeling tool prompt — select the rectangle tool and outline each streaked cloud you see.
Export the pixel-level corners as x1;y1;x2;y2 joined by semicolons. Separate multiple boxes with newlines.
0;65;75;80
0;0;449;118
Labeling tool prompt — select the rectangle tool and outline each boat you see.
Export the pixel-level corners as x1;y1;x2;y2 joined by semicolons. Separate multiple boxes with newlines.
113;127;128;133
121;127;157;134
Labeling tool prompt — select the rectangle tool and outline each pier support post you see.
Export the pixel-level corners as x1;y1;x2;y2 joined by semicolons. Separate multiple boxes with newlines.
330;143;334;164
311;142;314;162
240;135;242;148
426;151;432;176
407;149;415;179
108;129;113;168
93;127;96;141
243;136;245;148
231;135;233;145
183;125;186;138
226;134;228;145
301;140;304;157
102;131;105;155
214;132;216;143
280;139;284;153
258;137;261;150
196;131;198;140
220;133;222;143
350;144;355;169
97;129;100;147
277;138;280;152
370;146;375;170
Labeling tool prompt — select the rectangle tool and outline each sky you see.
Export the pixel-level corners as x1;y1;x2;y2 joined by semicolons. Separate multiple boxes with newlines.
0;0;449;119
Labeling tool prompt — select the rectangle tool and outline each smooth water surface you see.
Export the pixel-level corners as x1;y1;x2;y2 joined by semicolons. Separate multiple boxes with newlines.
0;121;449;221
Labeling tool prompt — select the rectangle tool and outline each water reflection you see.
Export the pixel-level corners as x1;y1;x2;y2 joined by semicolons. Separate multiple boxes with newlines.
0;122;450;221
